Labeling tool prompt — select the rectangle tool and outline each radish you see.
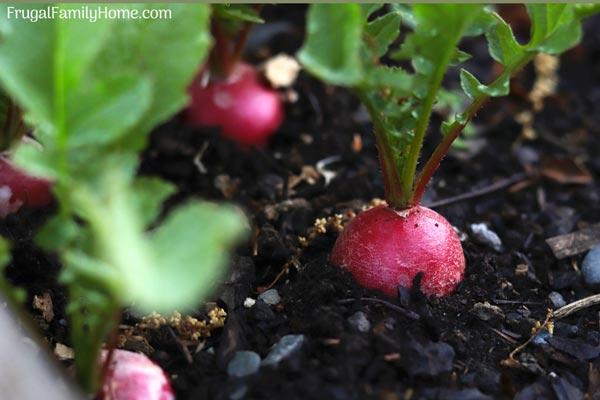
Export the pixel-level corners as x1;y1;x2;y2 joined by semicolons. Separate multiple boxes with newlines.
0;156;52;217
297;5;590;298
331;204;465;297
99;349;174;400
186;62;283;146
185;5;285;146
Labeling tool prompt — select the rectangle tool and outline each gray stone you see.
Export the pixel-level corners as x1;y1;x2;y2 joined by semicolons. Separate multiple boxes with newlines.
548;291;566;308
258;289;281;305
472;302;505;324
469;223;504;252
262;334;305;367
583;246;600;285
347;311;371;333
227;351;261;378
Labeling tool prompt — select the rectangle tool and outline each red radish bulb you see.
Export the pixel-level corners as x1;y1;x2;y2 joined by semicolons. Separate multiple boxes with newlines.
99;349;174;400
186;62;284;146
0;157;53;217
331;204;465;297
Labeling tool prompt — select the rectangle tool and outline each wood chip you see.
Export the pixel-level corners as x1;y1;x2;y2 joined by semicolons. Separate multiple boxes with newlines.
540;156;593;185
263;54;301;88
545;223;600;259
515;264;529;276
53;343;75;360
553;293;600;320
32;293;54;323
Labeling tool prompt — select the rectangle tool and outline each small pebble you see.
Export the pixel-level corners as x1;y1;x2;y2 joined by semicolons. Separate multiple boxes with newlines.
258;289;281;306
532;326;552;345
262;334;305;367
582;246;600;285
472;302;505;324
469;223;504;252
243;298;256;308
347;311;371;333
227;351;261;378
548;291;566;308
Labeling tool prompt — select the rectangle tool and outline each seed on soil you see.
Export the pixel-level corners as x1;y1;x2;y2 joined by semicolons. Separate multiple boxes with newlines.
469;223;504;252
261;334;305;367
582;246;600;285
548;291;567;308
257;289;281;305
227;351;261;378
347;311;371;333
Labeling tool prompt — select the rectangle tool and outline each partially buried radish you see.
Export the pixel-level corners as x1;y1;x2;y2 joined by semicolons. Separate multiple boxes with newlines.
331;204;465;297
186;6;285;146
186;62;284;146
0;156;53;217
99;349;174;400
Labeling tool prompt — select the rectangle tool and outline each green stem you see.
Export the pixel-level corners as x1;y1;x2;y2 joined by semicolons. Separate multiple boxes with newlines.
54;19;72;219
412;52;536;205
356;90;404;206
400;46;456;206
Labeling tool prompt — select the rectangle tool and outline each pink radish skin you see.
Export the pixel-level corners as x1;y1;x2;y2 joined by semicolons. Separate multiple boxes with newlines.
331;204;465;297
186;62;284;146
0;157;53;217
99;350;174;400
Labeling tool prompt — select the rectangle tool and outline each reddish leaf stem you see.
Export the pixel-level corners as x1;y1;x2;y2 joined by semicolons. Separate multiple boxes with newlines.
412;95;489;205
230;5;264;68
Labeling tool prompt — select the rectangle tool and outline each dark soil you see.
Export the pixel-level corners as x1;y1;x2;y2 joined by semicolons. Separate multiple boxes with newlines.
4;5;600;400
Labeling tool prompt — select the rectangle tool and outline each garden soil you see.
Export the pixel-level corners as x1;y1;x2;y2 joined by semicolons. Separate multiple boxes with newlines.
4;5;600;400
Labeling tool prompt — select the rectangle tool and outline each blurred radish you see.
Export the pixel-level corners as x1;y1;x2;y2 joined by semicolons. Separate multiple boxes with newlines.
0;157;53;217
186;5;284;146
99;350;174;400
187;62;283;146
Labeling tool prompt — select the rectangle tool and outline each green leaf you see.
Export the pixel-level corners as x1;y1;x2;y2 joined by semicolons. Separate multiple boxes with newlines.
72;168;248;315
92;4;212;149
298;4;364;86
139;201;248;313
36;214;81;252
460;69;509;99
365;11;402;57
449;48;472;66
390;4;416;29
67;75;152;147
0;4;113;134
12;141;60;180
463;7;497;37
130;177;177;228
485;13;524;66
360;4;384;19
213;4;264;24
526;4;582;54
574;4;600;19
365;66;413;94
